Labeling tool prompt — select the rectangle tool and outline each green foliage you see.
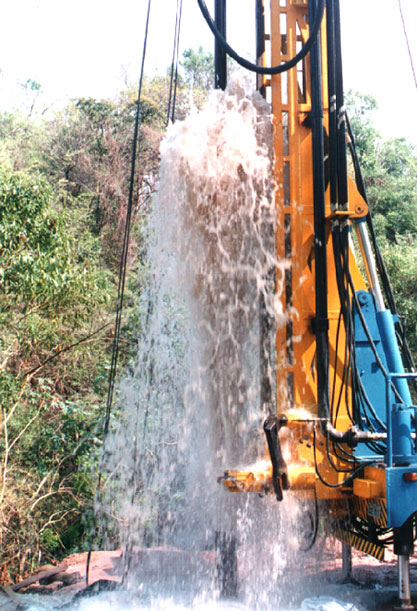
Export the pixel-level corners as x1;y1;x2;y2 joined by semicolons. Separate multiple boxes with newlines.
0;171;106;309
180;46;214;92
347;90;417;363
139;95;166;128
20;78;41;93
346;91;380;174
0;47;234;579
368;139;417;242
0;167;114;576
38;92;162;269
0;111;47;172
133;48;215;128
382;237;417;355
41;528;61;553
347;91;417;243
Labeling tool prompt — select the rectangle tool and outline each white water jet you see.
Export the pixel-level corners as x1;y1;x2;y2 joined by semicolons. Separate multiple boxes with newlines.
96;78;319;609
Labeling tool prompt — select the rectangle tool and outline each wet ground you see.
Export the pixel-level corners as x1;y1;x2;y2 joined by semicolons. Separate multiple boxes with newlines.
2;543;417;610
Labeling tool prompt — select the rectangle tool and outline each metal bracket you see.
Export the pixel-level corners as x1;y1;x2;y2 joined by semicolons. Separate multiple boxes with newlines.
263;414;290;501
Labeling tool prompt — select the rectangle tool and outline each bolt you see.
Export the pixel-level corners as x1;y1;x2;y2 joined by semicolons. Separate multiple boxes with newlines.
358;292;368;306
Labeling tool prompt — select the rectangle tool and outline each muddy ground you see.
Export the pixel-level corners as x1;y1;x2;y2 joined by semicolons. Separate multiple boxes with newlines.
1;542;416;610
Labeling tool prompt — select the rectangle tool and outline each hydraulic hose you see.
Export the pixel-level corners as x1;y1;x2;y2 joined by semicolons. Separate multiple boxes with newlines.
333;0;348;210
197;0;325;75
214;0;227;89
326;0;338;210
309;0;330;421
346;114;417;380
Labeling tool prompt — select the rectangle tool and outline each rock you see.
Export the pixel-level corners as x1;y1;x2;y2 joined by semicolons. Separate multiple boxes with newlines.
21;582;63;594
53;571;81;586
13;564;66;590
37;564;58;573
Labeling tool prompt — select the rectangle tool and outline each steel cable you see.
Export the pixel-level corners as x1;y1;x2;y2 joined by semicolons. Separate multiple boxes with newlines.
397;0;417;90
167;0;183;125
86;0;153;585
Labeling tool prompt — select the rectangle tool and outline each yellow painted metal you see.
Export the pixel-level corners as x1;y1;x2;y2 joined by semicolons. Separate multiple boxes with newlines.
267;3;391;555
220;463;315;494
352;465;386;499
335;529;385;561
348;495;388;528
221;1;385;527
353;478;384;499
364;465;386;490
269;0;367;497
220;463;272;494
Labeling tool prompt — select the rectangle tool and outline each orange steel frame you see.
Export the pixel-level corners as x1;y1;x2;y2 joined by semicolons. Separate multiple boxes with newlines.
270;0;369;497
223;0;373;500
221;0;401;566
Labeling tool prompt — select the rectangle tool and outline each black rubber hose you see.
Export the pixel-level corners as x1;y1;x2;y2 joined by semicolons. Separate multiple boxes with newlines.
214;0;227;90
346;113;417;380
334;0;348;209
326;0;338;209
309;0;330;421
313;426;380;489
299;488;320;552
197;0;325;75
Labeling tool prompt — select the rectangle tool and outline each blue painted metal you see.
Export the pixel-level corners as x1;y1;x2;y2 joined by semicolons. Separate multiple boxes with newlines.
385;372;417;528
353;291;388;459
353;292;417;527
391;404;414;460
376;309;413;406
386;465;417;527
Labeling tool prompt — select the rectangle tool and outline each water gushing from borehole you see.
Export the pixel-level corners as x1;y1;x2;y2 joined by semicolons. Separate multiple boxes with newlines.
97;78;314;609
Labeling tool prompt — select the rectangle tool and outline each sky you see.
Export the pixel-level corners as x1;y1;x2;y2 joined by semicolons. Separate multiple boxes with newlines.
0;0;416;143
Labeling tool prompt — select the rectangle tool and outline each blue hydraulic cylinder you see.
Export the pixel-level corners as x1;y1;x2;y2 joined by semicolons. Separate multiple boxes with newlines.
376;309;413;407
391;403;414;461
377;310;414;469
385;373;417;528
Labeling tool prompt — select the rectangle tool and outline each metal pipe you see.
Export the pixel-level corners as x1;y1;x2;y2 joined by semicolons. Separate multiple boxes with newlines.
342;544;352;582
386;374;393;468
356;222;412;405
214;0;227;90
398;555;412;609
309;0;330;421
334;0;348;210
378;310;413;406
256;0;266;95
394;516;414;609
355;221;385;312
326;421;386;444
325;0;338;210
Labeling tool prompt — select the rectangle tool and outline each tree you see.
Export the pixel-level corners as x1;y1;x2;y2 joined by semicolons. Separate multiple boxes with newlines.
0;169;112;577
180;46;214;92
19;78;42;117
39;94;160;269
382;237;417;356
0;46;220;579
346;91;380;175
347;91;417;243
347;90;417;364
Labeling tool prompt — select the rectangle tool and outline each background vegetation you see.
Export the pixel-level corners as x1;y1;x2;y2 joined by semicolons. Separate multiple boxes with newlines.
346;91;417;355
0;50;212;580
0;54;416;581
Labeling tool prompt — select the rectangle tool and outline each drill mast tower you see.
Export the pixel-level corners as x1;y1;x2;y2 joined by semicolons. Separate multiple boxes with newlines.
199;0;417;607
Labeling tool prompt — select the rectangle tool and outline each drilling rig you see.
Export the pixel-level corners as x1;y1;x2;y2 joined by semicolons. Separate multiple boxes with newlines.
198;0;417;608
